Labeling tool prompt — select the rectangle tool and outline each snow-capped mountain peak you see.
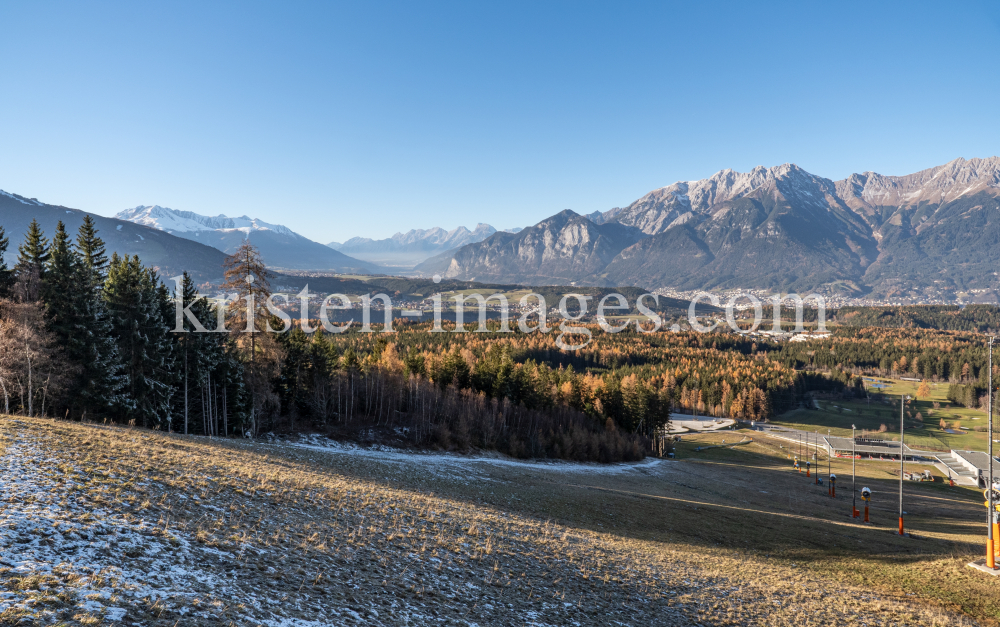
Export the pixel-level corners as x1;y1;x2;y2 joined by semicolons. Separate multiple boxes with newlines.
596;163;842;235
115;205;294;236
834;156;1000;212
111;205;377;273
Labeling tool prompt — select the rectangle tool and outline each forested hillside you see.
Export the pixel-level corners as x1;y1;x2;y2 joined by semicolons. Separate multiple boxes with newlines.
0;219;667;461
833;305;1000;332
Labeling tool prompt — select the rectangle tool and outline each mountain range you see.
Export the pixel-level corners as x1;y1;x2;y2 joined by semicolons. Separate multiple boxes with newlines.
4;156;1000;298
0;191;230;282
328;224;500;268
419;157;1000;299
116;206;375;274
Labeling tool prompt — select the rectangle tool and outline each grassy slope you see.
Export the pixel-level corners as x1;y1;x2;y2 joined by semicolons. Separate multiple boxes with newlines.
773;377;993;453
0;416;990;626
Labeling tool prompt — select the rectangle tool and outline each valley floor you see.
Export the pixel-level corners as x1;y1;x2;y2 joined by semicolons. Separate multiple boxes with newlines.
0;417;989;626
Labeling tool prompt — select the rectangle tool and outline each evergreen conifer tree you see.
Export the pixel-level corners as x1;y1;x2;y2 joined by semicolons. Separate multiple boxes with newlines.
75;215;109;290
0;225;13;298
16;219;50;276
43;221;84;350
72;219;127;418
104;254;174;427
14;219;49;301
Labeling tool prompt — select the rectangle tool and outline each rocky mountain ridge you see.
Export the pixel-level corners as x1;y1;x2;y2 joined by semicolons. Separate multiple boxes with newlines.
431;157;1000;298
415;210;644;284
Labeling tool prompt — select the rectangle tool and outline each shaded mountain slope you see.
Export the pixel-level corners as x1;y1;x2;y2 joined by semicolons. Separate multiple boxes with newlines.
117;205;377;274
0;191;227;282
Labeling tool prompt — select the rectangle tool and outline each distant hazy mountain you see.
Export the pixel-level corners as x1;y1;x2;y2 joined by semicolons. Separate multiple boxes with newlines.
117;205;376;274
1;192;227;282
420;158;1000;298
328;223;497;268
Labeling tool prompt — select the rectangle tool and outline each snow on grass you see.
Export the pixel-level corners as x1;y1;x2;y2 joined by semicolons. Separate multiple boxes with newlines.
0;423;235;624
283;434;665;476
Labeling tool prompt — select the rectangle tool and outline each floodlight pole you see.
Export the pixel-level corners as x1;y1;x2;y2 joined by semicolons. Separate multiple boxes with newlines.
899;393;905;536
815;430;819;485
852;424;858;517
988;337;995;568
828;428;832;492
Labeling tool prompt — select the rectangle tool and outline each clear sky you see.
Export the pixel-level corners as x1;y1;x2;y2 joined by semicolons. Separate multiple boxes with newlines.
2;1;999;243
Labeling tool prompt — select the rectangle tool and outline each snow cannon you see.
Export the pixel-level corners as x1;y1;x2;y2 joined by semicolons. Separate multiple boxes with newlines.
985;487;1000;567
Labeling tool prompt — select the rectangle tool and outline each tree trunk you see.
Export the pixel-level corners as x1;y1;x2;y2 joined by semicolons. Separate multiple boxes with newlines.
26;348;33;418
202;382;208;436
222;384;228;436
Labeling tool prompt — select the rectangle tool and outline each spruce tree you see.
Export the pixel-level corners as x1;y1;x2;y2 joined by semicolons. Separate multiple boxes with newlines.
156;277;181;428
75;215;109;291
0;225;13;298
43;221;83;350
16;219;50;276
14;219;49;301
72;219;127;418
104;254;174;428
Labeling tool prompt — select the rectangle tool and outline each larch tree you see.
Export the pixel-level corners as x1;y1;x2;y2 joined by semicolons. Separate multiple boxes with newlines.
915;380;930;399
222;240;283;435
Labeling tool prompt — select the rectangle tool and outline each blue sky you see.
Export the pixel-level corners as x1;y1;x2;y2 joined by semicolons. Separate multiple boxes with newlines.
2;1;999;242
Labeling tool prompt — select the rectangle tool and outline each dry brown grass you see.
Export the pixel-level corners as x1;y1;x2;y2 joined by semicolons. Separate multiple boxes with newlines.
0;416;988;625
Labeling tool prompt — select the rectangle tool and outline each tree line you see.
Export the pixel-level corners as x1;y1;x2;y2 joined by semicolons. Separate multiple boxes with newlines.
0;221;651;461
275;324;815;437
771;326;1000;408
0;218;250;434
4;217;876;458
832;305;1000;332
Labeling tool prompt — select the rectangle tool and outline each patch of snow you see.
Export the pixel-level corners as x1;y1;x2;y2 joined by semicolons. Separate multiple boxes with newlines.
284;435;663;476
0;428;240;623
0;190;43;206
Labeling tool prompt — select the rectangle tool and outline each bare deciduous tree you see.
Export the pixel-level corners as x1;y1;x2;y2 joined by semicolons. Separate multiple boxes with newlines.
0;298;75;417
